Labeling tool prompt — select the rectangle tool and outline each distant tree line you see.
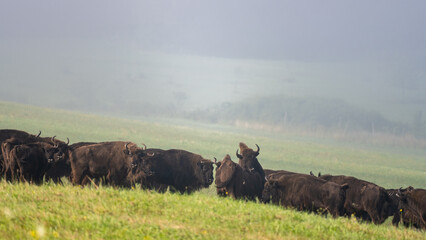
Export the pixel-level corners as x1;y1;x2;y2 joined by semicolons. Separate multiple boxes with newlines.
28;90;425;139
182;96;426;139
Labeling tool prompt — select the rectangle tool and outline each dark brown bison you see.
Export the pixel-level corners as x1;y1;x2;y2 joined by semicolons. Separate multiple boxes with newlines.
7;142;54;184
69;141;151;187
236;142;265;182
393;187;426;230
1;129;39;177
134;148;214;194
215;154;264;200
319;174;394;224
2;137;57;181
262;173;349;217
1;129;60;180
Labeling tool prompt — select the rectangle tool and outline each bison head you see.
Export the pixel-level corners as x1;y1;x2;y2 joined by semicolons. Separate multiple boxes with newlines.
197;159;214;187
45;136;69;163
375;187;398;224
236;142;260;169
236;142;265;182
125;143;156;180
262;179;280;203
394;187;426;229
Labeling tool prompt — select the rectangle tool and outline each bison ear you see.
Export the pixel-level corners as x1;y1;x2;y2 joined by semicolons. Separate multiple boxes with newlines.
215;159;236;188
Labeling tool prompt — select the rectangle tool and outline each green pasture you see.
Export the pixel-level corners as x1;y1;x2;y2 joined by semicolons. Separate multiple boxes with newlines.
1;101;425;189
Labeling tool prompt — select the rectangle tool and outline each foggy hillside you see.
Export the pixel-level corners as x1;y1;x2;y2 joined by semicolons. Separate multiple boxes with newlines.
1;1;426;140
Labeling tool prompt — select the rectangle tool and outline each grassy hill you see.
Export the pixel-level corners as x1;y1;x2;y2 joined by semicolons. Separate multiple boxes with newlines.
2;183;425;240
1;101;426;239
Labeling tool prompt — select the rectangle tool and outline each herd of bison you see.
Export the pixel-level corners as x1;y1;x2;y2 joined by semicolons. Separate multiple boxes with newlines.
1;129;425;230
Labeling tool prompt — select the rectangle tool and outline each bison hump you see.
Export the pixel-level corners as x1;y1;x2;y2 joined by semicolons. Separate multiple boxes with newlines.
215;159;236;188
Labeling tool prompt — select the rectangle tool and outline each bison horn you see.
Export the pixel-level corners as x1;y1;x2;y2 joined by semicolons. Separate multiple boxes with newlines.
236;149;243;159
125;142;130;155
141;143;147;150
396;188;402;198
36;130;41;138
310;171;314;176
66;137;70;145
51;136;58;147
147;152;155;157
214;157;217;164
255;144;260;156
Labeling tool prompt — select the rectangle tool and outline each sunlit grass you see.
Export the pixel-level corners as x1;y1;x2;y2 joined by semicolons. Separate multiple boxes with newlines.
1;182;425;240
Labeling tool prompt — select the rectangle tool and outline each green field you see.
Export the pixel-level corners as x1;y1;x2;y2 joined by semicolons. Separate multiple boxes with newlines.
1;101;426;239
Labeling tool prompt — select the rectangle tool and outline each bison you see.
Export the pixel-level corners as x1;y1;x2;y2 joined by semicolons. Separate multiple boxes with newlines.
1;129;39;177
134;148;214;194
2;137;57;182
262;173;349;217
69;141;152;187
215;154;264;200
393;187;426;230
7;142;54;184
319;174;394;224
1;129;60;180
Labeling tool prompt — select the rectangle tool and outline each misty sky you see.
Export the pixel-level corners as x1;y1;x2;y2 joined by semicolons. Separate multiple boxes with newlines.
1;1;426;122
2;1;425;62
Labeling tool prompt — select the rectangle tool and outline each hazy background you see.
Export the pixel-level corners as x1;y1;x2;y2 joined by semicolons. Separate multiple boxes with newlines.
1;1;426;140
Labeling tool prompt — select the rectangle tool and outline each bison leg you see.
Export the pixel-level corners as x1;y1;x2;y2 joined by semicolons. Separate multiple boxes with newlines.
3;161;13;181
392;212;401;227
71;168;87;185
19;168;26;183
81;175;91;186
366;210;382;224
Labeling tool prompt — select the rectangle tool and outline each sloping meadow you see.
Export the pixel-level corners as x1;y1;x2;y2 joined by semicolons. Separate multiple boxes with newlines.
1;182;425;240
